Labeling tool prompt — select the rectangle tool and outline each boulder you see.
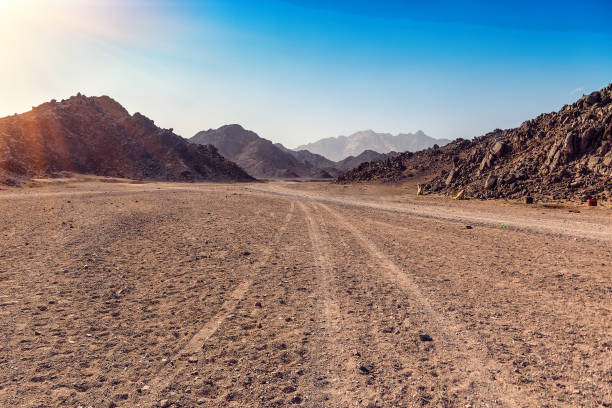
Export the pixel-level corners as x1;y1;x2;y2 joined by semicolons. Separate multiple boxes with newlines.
584;91;601;106
445;169;458;186
491;141;506;158
563;133;577;156
485;175;498;190
579;127;600;152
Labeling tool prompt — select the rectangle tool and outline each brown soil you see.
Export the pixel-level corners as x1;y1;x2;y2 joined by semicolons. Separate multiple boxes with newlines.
0;180;610;407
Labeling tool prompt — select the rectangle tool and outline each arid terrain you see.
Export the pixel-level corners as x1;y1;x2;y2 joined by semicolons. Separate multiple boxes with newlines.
0;179;611;408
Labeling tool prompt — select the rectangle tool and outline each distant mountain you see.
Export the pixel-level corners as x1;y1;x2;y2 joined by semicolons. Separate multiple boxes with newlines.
276;144;398;176
296;130;451;161
191;125;331;179
0;94;253;185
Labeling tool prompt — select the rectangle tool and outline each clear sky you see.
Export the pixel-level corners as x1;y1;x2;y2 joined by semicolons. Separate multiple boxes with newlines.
1;0;611;147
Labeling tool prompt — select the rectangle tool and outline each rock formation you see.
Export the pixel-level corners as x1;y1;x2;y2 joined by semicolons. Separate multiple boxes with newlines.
0;94;253;184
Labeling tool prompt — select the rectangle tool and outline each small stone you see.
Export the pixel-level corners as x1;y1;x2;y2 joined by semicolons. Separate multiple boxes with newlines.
282;385;296;393
188;356;198;363
159;399;170;408
419;333;433;342
524;196;534;204
454;190;465;200
465;225;473;230
359;365;372;374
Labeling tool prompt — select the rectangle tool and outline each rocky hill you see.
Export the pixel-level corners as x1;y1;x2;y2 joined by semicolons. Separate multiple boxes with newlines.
0;94;254;184
191;125;331;179
336;140;465;184
277;146;396;177
337;84;612;202
336;150;399;173
297;129;450;161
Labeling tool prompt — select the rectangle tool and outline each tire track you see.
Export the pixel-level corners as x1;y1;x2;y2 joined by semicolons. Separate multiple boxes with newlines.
358;215;610;316
251;184;612;242
316;201;537;407
298;201;367;407
137;201;295;407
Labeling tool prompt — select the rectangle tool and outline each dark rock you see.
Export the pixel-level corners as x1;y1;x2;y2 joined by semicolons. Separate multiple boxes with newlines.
485;175;498;190
419;333;433;342
359;365;373;374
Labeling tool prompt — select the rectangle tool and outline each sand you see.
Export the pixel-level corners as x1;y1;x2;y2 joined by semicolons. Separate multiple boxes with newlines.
0;179;610;407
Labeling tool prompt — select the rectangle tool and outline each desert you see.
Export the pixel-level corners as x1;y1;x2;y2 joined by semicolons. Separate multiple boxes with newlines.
2;1;612;407
0;178;610;407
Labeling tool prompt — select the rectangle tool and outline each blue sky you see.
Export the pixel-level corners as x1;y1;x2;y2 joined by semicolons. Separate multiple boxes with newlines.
1;0;611;147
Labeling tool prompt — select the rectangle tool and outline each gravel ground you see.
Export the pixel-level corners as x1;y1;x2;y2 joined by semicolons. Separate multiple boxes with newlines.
0;180;610;407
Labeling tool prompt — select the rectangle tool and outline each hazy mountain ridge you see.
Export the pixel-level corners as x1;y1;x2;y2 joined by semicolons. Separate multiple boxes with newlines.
297;129;450;161
276;145;397;176
0;94;253;184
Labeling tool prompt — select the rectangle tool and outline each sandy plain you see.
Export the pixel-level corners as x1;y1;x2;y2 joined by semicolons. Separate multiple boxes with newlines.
0;179;610;407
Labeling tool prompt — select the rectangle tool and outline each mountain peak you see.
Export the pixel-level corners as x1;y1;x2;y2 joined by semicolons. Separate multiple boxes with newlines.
190;125;332;179
0;95;254;184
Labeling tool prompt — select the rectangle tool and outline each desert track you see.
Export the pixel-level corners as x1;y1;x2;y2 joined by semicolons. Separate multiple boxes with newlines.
0;181;610;407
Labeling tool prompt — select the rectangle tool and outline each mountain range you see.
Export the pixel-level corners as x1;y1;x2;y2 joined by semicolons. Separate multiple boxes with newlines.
0;94;253;184
296;129;450;161
191;125;398;179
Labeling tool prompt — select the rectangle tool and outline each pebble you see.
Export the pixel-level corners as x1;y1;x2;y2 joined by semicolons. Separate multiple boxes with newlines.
359;365;372;374
419;333;433;342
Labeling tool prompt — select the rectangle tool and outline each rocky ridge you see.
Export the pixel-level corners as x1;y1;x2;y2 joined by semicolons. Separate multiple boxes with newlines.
0;94;253;184
337;84;612;202
191;125;332;179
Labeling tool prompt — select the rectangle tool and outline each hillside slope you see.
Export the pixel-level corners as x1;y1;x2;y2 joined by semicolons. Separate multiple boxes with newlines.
338;84;612;201
0;94;253;184
191;125;331;179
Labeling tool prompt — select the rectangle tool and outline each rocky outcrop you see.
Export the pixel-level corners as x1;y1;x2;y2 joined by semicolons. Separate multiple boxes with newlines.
337;84;612;202
423;84;612;201
336;140;470;184
0;94;254;185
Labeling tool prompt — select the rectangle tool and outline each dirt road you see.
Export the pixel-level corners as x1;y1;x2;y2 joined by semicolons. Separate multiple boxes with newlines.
0;181;610;407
